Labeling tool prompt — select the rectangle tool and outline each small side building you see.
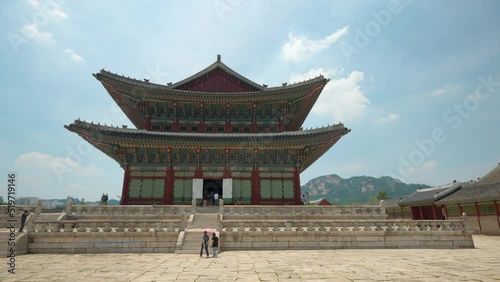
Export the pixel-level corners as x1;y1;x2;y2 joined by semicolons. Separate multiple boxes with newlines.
398;184;461;220
436;164;500;235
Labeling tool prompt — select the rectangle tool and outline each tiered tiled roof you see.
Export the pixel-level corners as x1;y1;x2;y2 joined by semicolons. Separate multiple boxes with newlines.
436;164;500;205
93;56;329;130
64;120;350;172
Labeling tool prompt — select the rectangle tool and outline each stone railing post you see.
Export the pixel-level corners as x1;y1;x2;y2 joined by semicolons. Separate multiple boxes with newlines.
379;200;386;215
65;199;73;215
461;212;469;230
35;200;43;216
180;212;186;231
27;214;36;232
219;199;224;214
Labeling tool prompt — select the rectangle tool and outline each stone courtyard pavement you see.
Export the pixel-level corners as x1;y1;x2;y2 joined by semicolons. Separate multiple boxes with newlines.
2;235;499;282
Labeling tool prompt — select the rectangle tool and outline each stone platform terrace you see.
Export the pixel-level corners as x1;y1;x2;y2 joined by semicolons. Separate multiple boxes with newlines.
2;235;499;282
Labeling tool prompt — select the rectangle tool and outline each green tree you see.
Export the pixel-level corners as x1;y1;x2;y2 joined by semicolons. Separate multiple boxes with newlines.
376;191;389;201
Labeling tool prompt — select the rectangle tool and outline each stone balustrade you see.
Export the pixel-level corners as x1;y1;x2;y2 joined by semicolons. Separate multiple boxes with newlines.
221;219;467;232
69;205;194;215
30;219;183;233
222;205;387;219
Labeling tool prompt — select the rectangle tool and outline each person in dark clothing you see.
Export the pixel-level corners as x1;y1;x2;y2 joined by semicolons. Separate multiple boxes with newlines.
18;210;29;232
211;232;219;258
200;231;209;258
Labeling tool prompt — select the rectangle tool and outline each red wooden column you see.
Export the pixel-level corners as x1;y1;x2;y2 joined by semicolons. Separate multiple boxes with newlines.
293;170;301;205
494;201;500;229
121;168;130;205
164;147;174;205
475;203;482;232
164;169;174;205
251;170;260;205
199;104;205;133
144;115;151;130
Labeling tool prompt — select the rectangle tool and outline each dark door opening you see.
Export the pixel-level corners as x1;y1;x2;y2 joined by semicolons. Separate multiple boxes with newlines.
203;179;223;206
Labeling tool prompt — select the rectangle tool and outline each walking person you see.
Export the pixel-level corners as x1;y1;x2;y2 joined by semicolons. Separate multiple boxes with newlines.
18;210;29;232
211;232;219;258
200;231;209;258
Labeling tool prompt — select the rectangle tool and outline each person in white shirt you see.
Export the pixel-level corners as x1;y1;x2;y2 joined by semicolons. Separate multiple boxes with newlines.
214;192;219;206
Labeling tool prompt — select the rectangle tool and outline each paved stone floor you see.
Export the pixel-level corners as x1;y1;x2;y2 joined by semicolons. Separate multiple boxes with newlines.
2;235;500;281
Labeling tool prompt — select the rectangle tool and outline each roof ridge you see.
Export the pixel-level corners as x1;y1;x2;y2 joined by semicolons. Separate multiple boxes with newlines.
96;69;328;95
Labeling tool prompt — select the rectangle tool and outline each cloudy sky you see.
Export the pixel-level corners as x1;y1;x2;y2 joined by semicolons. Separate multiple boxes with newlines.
1;0;499;201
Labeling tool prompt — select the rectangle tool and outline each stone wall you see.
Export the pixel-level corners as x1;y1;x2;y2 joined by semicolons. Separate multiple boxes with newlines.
221;231;474;250
28;232;178;254
220;219;475;250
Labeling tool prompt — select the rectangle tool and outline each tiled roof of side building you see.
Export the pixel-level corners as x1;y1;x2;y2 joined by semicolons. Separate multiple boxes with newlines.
436;163;500;205
435;182;500;205
474;163;500;185
398;183;461;206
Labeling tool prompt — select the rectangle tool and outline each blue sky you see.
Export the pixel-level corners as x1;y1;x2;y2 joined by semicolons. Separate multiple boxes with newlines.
1;0;499;201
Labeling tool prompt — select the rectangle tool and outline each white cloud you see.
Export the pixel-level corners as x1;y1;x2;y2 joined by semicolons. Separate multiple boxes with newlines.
14;152;105;199
289;68;340;83
16;151;102;179
64;49;85;63
432;84;461;96
291;68;369;122
374;113;399;124
21;23;55;45
28;0;68;21
281;26;349;62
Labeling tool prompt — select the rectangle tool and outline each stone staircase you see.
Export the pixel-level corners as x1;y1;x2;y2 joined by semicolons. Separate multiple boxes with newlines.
175;212;220;255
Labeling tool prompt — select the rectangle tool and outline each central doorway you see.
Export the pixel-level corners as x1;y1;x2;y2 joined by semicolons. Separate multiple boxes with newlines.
203;179;222;206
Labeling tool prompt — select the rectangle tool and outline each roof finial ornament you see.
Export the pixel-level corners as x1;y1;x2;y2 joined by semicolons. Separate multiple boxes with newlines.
217;54;221;63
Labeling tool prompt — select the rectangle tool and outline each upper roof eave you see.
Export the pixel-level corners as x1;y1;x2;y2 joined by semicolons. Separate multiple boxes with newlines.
94;69;329;98
65;119;348;142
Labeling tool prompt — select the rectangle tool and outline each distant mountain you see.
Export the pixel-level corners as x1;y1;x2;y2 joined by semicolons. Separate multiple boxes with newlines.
301;174;430;204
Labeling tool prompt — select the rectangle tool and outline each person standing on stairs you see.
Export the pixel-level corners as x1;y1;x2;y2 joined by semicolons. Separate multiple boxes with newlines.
200;231;209;258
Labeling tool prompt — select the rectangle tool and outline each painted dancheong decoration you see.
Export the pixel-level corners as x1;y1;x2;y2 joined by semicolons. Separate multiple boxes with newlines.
65;55;350;205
